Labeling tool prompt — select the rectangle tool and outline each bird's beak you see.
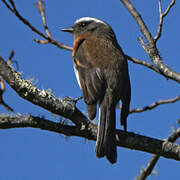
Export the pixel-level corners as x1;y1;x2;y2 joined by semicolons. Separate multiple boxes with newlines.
61;27;74;33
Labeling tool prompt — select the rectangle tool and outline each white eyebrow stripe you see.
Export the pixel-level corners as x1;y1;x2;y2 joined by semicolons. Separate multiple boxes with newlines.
75;17;106;25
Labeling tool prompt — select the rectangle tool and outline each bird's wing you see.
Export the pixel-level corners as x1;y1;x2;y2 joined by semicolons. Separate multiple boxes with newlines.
73;40;106;106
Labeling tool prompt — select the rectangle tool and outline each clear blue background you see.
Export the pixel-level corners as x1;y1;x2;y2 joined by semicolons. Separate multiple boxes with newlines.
0;0;179;179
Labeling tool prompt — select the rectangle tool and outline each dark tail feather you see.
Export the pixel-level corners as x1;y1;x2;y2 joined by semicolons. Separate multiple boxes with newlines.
95;106;106;158
120;106;128;132
104;106;117;164
95;103;117;164
121;75;131;132
120;91;130;132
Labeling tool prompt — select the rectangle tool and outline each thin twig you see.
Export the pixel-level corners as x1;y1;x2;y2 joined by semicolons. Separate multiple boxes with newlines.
134;127;180;180
7;49;14;65
1;0;72;51
129;96;180;114
154;0;163;43
0;79;13;112
34;39;49;44
7;0;47;39
126;55;156;70
134;155;160;180
154;0;176;42
1;0;13;12
37;0;52;38
163;0;175;17
125;55;172;80
7;49;19;71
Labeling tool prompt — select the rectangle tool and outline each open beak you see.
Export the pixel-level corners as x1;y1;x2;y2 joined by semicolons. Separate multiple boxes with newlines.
61;27;74;33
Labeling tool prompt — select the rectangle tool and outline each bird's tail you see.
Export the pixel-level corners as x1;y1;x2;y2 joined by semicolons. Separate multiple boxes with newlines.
95;93;117;164
120;76;131;132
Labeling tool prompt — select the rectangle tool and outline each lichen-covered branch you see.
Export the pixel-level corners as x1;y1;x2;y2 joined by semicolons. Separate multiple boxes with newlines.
0;56;89;127
0;114;180;162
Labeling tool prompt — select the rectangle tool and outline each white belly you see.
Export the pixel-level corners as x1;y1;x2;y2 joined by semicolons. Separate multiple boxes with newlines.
73;64;82;89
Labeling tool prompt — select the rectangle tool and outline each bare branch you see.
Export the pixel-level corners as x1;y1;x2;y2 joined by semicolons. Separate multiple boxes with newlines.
125;55;161;74
154;0;163;43
138;37;150;54
120;0;155;48
134;155;160;180
34;39;49;44
0;56;89;127
0;95;14;112
1;0;13;12
36;0;52;38
163;0;176;17
7;49;14;65
129;96;180;114
1;0;72;51
1;114;180;162
154;0;176;42
126;55;175;80
0;79;13;112
134;126;180;180
7;0;47;39
120;0;180;84
43;38;73;51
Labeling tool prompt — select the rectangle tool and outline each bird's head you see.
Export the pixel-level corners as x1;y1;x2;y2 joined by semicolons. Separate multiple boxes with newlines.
61;17;116;40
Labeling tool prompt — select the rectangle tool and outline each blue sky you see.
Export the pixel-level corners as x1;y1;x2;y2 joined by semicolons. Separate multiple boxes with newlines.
0;0;180;179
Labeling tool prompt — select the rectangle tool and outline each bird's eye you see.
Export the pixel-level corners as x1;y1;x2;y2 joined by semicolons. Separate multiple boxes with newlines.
80;22;87;28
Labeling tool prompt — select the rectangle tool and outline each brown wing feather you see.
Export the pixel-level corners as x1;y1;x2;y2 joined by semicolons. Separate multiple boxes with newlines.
73;40;106;120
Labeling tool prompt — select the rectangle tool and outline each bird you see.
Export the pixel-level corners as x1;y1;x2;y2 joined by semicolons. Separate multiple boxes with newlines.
61;17;131;164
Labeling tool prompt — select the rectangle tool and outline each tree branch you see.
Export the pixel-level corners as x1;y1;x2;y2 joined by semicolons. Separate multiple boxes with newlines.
163;0;176;16
1;55;180;163
134;125;180;180
125;55;161;74
129;96;180;114
0;79;13;112
119;0;155;48
125;55;174;80
154;0;176;42
1;0;72;51
36;0;52;38
0;114;180;162
0;56;90;127
120;0;180;84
